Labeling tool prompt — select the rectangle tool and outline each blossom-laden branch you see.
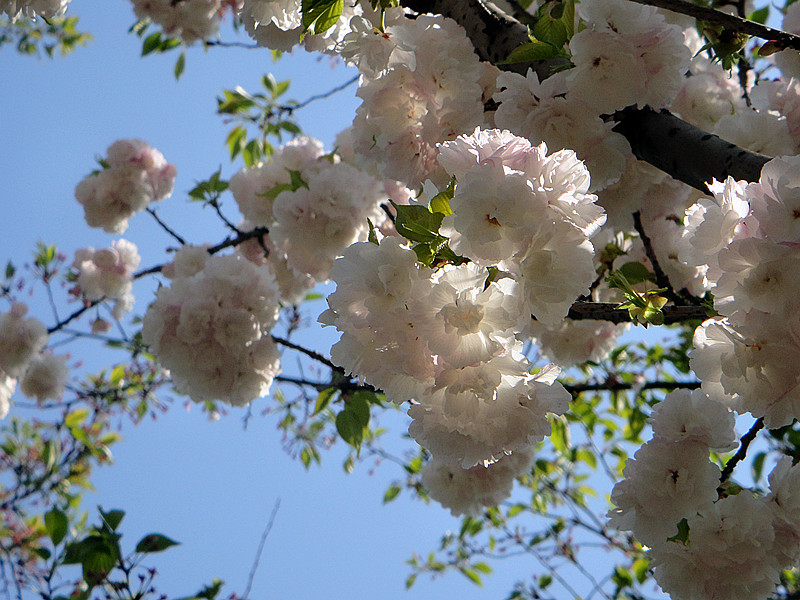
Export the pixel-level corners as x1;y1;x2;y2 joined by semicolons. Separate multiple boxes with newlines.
405;0;773;189
626;0;800;52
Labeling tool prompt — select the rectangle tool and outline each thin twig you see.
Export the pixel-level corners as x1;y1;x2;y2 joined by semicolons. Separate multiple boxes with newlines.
631;211;684;306
146;207;186;245
242;498;281;600
282;74;359;113
272;335;339;371
625;0;800;52
718;417;764;493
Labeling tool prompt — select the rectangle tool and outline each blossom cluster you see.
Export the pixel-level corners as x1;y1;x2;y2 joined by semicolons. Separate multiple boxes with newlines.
141;248;282;406
0;303;68;414
229;135;388;290
322;127;607;514
685;156;800;428
70;239;141;320
610;390;800;600
75;139;177;234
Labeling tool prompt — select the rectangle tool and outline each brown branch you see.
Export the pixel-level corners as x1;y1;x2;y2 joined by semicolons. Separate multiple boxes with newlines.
625;0;800;52
566;301;708;324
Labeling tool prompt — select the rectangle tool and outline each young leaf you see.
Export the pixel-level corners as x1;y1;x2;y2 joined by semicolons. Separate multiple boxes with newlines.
44;507;68;546
135;533;180;554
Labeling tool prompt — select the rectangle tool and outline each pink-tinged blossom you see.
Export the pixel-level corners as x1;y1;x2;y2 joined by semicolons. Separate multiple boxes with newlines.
421;449;534;517
411;263;518;369
714;109;796;157
0;303;48;379
516;219;596;326
775;1;800;81
229;136;325;226
270;161;384;281
75;139;176;234
240;0;360;52
526;319;628;367
141;254;282;406
350;15;488;188
71;240;141;320
20;353;68;403
567;0;690;114
493;70;631;191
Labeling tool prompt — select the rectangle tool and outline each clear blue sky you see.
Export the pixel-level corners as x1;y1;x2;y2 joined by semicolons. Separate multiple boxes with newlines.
0;4;536;599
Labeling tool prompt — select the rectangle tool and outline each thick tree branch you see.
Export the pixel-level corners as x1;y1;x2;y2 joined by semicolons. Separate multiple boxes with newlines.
566;301;708;324
611;107;770;192
626;0;800;52
405;0;773;188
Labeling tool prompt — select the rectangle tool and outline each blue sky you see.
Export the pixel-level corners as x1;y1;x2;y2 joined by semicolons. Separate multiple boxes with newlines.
0;3;535;599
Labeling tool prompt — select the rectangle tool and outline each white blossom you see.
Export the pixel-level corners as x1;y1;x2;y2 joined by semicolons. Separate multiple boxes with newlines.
421;449;534;517
0;303;48;379
20;353;68;403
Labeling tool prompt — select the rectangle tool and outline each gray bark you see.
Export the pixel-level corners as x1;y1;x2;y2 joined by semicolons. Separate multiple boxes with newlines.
402;0;774;189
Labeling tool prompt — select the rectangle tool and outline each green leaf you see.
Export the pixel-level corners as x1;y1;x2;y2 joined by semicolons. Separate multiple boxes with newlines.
336;409;365;450
98;507;125;532
533;13;568;48
64;408;89;428
459;567;483;586
5;261;15;279
383;484;401;503
391;201;444;243
666;518;690;545
618;261;655;285
429;177;455;216
44;507;68;546
313;387;337;415
632;558;650;583
32;547;52;559
498;40;562;65
612;565;633;589
302;0;344;33
141;31;162;56
752;451;766;483
83;550;115;585
174;50;186;80
748;6;769;24
135;533;180;554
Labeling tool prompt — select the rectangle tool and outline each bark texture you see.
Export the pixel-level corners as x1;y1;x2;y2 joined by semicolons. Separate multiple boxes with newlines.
402;0;773;188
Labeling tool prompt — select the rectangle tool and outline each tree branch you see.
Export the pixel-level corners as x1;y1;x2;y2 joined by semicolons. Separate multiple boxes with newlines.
611;107;770;192
718;417;764;493
564;380;700;394
626;0;800;52
566;301;708;324
405;0;773;189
